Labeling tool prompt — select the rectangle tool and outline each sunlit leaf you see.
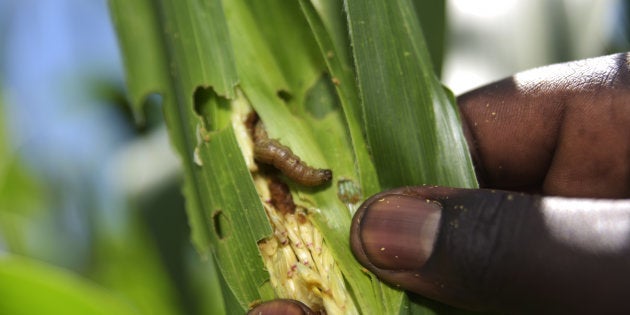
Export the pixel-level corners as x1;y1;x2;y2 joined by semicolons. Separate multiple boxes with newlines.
110;0;478;313
345;0;477;190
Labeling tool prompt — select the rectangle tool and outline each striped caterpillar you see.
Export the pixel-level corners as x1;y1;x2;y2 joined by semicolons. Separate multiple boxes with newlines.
253;120;332;186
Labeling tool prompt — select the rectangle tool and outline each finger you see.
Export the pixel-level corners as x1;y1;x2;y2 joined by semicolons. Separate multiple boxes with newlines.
456;53;630;198
350;186;630;314
247;299;317;315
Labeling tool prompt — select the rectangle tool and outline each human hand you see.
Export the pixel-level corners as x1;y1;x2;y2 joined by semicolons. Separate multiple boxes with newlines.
250;53;630;314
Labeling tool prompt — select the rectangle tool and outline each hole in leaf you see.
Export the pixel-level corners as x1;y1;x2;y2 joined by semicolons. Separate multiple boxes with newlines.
212;210;231;240
193;86;230;132
276;89;292;103
304;73;341;119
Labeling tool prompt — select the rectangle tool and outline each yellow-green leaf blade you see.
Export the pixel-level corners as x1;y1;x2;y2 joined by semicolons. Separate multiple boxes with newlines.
0;255;140;315
298;0;380;197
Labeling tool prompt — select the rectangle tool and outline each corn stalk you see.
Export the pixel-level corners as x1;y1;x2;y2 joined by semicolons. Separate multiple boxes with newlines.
109;0;477;314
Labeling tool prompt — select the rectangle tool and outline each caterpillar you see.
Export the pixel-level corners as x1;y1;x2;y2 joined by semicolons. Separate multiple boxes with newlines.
253;120;332;187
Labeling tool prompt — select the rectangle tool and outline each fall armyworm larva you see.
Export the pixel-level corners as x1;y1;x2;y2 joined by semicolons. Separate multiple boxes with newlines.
253;121;332;186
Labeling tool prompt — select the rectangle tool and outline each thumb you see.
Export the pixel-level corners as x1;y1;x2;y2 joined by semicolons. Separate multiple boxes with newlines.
350;186;630;314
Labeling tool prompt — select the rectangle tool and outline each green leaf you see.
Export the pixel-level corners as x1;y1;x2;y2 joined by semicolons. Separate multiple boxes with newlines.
108;0;238;120
195;125;273;308
91;213;183;315
108;0;167;120
0;90;47;254
345;0;478;190
0;255;140;315
223;1;395;312
110;0;478;314
413;0;446;77
110;0;268;311
298;0;380;197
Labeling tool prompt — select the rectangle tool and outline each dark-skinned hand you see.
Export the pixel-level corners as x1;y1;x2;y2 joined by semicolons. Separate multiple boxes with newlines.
249;53;630;315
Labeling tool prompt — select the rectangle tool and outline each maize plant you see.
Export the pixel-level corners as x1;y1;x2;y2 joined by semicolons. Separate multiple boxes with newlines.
109;0;478;313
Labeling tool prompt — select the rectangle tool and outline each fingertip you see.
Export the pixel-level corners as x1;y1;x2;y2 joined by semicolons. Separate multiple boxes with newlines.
351;193;441;270
350;187;538;312
350;186;462;273
248;299;316;315
350;188;468;308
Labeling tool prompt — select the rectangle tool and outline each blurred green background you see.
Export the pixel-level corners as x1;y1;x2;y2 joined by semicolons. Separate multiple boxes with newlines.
0;0;628;314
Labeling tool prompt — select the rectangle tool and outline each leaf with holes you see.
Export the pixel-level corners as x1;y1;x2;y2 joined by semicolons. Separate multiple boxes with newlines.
109;0;477;313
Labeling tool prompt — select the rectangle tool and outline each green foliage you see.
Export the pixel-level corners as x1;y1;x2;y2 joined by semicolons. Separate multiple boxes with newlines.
345;0;477;189
0;255;140;315
0;88;185;315
109;0;477;314
0;91;47;255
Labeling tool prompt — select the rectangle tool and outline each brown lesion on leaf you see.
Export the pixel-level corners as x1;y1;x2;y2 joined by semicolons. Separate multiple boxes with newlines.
268;176;296;215
244;105;355;313
337;179;362;205
244;111;259;139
